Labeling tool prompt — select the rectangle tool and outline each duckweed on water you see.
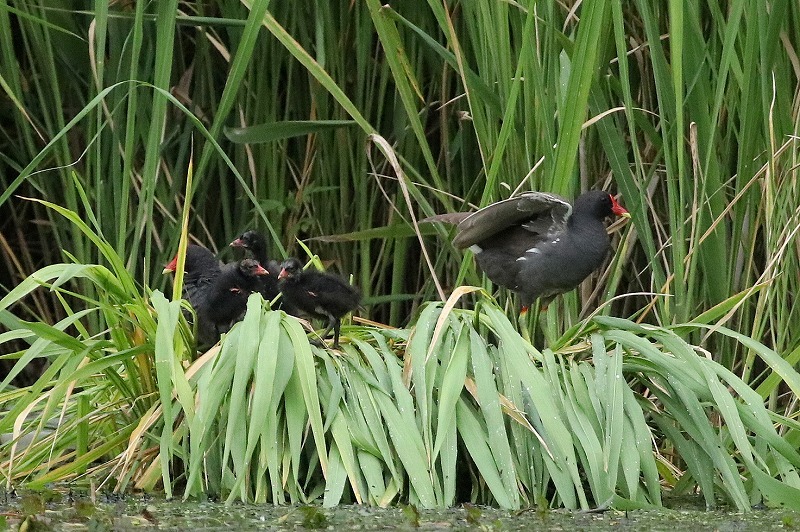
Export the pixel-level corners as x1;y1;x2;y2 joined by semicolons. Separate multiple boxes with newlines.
3;488;800;531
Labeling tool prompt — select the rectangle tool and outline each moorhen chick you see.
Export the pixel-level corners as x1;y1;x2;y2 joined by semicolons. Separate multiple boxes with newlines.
426;190;629;312
164;245;268;346
229;230;287;309
277;258;362;348
203;258;269;336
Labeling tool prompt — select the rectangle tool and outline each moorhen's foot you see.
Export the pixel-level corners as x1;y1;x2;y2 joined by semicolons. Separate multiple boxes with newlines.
309;337;328;348
308;335;347;349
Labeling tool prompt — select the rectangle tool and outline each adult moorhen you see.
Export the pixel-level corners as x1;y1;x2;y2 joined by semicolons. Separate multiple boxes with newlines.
229;230;287;310
164;245;268;346
426;190;629;312
277;258;362;348
163;244;221;309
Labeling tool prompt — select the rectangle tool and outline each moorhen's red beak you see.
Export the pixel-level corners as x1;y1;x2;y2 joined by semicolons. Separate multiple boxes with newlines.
230;238;244;248
254;264;269;276
163;255;178;274
610;195;631;218
278;268;289;280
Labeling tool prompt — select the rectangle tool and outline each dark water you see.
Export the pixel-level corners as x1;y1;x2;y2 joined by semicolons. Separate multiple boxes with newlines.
2;489;799;530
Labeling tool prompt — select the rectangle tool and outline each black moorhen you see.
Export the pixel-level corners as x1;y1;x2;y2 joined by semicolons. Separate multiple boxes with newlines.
164;245;268;346
163;244;221;309
277;258;362;348
203;258;269;335
426;190;629;312
229;230;287;310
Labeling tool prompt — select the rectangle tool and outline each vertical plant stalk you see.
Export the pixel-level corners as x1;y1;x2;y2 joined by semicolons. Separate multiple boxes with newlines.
550;0;610;195
368;133;446;302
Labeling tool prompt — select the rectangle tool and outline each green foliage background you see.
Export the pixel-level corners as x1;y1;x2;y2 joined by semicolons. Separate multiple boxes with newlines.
2;0;800;511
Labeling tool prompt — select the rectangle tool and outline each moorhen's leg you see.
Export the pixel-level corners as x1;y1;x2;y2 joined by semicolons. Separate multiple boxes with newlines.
318;314;339;347
309;315;342;349
331;317;342;348
307;316;334;348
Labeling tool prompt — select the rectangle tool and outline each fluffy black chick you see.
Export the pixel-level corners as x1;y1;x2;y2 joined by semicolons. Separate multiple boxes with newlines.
164;245;267;347
277;258;361;348
230;230;292;312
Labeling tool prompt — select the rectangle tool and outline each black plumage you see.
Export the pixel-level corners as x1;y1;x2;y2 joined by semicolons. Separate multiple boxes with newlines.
203;258;269;335
163;244;221;308
164;245;268;347
277;258;362;348
230;230;288;310
425;190;629;311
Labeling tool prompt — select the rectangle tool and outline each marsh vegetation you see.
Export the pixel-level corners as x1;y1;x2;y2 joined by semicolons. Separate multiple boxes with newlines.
2;0;800;513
